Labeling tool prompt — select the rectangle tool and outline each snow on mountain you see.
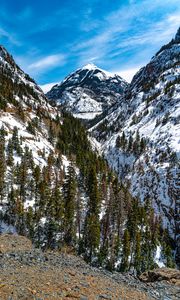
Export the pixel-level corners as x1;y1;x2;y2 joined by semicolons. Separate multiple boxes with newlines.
0;44;176;270
0;45;75;231
46;63;128;120
0;45;59;168
90;28;180;261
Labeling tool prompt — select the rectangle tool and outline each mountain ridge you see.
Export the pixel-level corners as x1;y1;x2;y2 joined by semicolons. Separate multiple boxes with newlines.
89;27;180;264
46;63;128;120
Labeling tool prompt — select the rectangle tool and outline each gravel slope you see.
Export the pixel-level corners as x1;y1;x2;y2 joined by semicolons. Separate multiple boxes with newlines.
0;234;179;300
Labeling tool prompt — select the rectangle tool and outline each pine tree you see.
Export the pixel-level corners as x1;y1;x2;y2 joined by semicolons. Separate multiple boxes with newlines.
116;136;121;148
88;167;100;215
84;213;100;261
7;138;14;166
0;126;6;203
63;162;77;245
140;137;146;153
83;167;101;261
134;231;141;275
120;229;130;272
164;244;175;268
121;131;126;150
12;126;21;155
128;133;133;152
45;218;59;249
26;207;34;239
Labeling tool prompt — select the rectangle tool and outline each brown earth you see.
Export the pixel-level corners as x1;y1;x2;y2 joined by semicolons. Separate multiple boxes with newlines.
0;234;179;300
0;234;32;253
0;263;151;300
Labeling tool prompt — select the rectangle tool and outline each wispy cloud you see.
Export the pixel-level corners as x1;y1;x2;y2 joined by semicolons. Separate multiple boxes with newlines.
28;54;66;71
0;27;20;46
71;0;180;68
115;13;180;49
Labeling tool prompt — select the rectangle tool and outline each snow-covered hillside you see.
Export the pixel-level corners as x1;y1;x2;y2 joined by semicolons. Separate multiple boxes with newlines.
0;45;59;167
0;46;87;240
90;28;180;263
46;63;128;120
0;44;176;271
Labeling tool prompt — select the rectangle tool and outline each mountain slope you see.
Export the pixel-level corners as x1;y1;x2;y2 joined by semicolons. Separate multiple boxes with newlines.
46;63;128;120
1;234;179;300
0;45;174;273
90;28;180;264
0;45;58;167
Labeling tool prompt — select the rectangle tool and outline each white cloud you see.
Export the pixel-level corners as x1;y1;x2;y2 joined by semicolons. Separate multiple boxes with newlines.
28;54;66;71
116;13;180;49
0;28;20;45
72;0;180;67
113;67;141;83
40;82;58;93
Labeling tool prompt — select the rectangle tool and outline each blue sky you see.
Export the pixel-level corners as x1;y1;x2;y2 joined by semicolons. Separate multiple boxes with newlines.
0;0;179;91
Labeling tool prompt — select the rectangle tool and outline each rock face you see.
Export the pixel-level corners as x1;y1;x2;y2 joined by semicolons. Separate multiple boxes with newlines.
46;63;128;120
89;28;180;263
140;268;180;285
0;234;179;300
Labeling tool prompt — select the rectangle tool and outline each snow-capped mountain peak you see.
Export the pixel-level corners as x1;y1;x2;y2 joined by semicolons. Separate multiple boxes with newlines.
81;63;98;70
80;63;118;79
46;64;128;120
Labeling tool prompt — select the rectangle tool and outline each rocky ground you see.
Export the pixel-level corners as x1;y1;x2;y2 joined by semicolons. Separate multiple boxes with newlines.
0;234;179;300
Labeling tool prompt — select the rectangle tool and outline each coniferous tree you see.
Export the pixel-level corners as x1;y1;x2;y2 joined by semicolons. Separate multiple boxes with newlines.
116;136;121;148
120;229;130;272
26;207;34;239
84;166;101;261
128;133;133;152
0;126;6;203
63;162;77;245
12;126;21;155
134;231;141;275
7;138;14;166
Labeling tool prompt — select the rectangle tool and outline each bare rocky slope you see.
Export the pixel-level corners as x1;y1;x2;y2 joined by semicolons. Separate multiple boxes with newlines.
0;234;180;300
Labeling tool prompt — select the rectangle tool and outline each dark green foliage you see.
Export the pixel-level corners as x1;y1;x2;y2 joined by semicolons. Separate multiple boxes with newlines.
63;162;77;245
84;213;100;261
0;126;6;202
83;166;101;261
0;110;175;273
26;121;36;135
7;139;14;166
120;229;130;272
12;127;21;155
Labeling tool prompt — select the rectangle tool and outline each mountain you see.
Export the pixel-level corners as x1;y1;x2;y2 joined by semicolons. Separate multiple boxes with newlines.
46;63;128;120
90;28;180;264
0;44;58;163
0;45;174;273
